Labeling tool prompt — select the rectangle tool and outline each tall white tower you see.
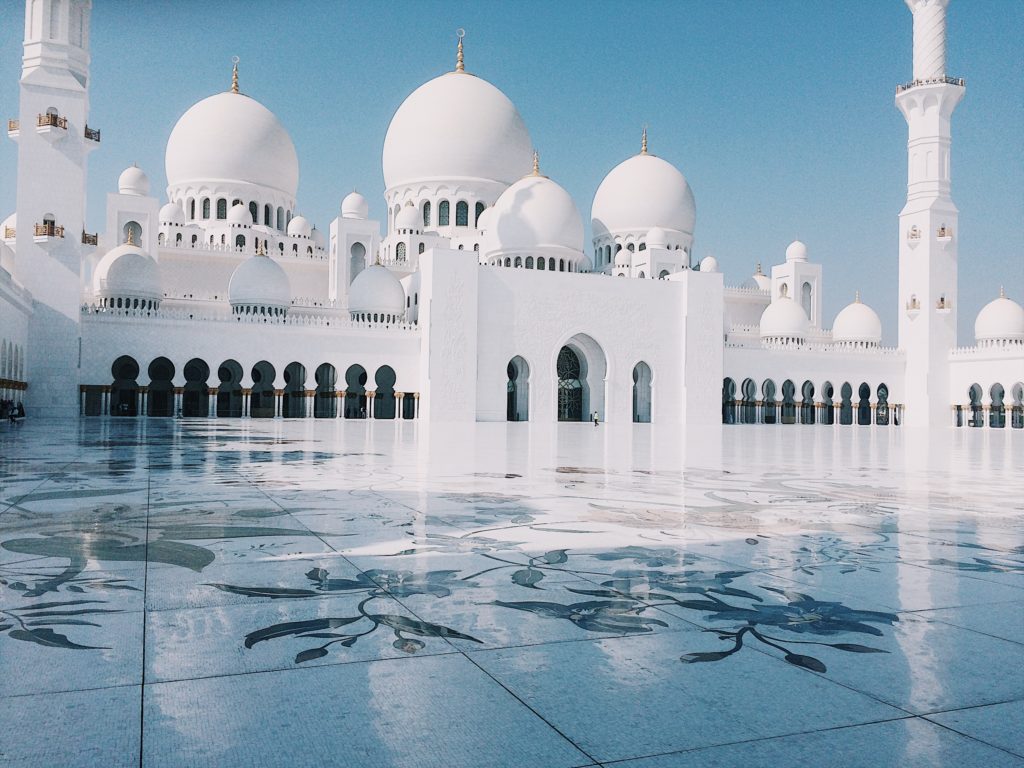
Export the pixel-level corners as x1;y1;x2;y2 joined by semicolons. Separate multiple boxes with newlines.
896;0;964;427
13;0;95;416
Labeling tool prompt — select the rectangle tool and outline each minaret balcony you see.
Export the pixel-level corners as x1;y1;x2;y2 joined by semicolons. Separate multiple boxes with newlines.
33;222;65;249
905;299;921;320
7;119;18;140
36;112;68;142
906;226;922;249
935;298;953;316
936;227;953;250
84;125;101;143
895;76;965;94
82;231;98;246
3;226;14;240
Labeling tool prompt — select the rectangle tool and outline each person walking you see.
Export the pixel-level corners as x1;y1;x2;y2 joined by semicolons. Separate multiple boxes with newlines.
592;411;599;427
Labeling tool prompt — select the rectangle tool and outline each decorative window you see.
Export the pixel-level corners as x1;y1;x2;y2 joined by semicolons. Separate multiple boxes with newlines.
438;200;450;226
396;242;407;261
418;242;425;254
526;257;534;269
188;199;196;219
216;199;227;219
235;235;245;249
455;201;469;227
422;201;431;227
249;202;258;223
475;202;485;227
277;207;284;230
202;199;210;219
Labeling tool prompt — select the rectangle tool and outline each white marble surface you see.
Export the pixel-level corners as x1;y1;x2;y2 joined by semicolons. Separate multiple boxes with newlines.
0;418;1021;766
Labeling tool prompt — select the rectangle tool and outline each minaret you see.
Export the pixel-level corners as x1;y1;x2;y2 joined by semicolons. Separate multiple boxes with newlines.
895;0;964;428
13;0;95;417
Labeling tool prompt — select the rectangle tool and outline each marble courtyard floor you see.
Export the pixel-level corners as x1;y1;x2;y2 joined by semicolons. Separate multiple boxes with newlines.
0;418;1021;767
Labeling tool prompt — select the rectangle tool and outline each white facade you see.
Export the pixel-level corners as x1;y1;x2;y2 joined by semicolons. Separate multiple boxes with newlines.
1;0;1021;429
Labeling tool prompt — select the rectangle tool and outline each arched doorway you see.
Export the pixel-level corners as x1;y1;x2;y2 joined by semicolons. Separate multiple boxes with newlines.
110;356;139;416
740;378;757;424
800;381;815;424
989;384;1005;428
967;384;983;427
282;362;306;418
507;356;530;422
1011;383;1024;429
345;365;368;418
839;383;853;425
634;362;653;423
182;358;210;417
314;364;337;418
250;361;276;418
556;334;607;422
147;357;175;417
374;366;397;419
721;377;735;425
781;380;797;424
761;380;777;424
857;383;872;425
876;384;890;426
217;360;243;417
350;242;366;281
821;381;835;425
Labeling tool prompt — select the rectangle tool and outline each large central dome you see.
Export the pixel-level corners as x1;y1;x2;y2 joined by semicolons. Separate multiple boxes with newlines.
165;91;299;198
383;72;533;191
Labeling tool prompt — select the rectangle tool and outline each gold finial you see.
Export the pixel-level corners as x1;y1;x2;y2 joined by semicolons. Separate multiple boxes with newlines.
641;125;648;155
455;29;466;73
1000;285;1006;299
531;150;540;176
125;227;135;246
231;56;240;93
257;239;265;256
855;290;861;303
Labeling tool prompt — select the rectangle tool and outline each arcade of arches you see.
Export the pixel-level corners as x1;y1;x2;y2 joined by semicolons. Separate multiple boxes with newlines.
721;377;904;427
955;382;1024;429
82;356;419;419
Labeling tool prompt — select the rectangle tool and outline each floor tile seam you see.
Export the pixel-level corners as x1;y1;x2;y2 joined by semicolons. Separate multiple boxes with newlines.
894;611;1024;647
915;695;1024;718
895;559;1024;590
596;713;925;766
456;625;696;656
0;460;77;520
917;713;1024;760
1;680;142;700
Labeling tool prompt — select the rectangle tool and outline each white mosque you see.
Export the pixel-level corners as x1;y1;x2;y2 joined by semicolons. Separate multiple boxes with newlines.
0;0;1021;429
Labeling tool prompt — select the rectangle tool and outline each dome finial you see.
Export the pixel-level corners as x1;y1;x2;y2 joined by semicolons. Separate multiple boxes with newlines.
455;28;466;73
125;227;135;246
1000;285;1006;299
641;125;648;155
755;262;762;275
855;290;861;303
231;56;240;94
531;150;540;176
256;239;266;256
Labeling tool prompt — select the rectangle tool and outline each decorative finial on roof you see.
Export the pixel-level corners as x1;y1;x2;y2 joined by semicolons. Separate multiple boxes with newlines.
755;262;762;275
125;227;135;246
999;285;1006;299
855;290;861;303
455;29;466;73
641;125;648;155
257;239;266;256
231;56;240;93
531;150;540;176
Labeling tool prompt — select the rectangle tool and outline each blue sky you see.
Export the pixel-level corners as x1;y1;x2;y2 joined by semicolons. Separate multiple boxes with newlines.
1;0;1020;342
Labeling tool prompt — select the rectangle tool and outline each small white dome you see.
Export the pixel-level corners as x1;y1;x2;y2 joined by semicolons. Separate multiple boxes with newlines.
93;243;162;302
832;295;882;345
383;71;533;190
760;296;810;341
592;152;695;239
476;206;494;233
646;227;668;249
159;202;185;225
975;291;1024;343
118;166;150;196
342;191;369;219
287;215;311;238
699;255;719;273
786;240;808;262
395;203;420;232
227;203;251;226
166;91;299;200
484;173;583;257
229;253;291;311
348;264;405;318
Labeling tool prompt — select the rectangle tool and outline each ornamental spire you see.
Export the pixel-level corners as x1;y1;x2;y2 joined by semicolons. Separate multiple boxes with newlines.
1000;285;1006;299
531;150;540;176
257;239;265;256
455;29;465;73
641;126;648;155
231;56;240;93
125;227;135;246
855;290;861;303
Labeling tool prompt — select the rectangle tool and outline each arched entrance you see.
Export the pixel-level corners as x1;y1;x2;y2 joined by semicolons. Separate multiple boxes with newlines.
857;383;872;425
147;357;175;417
634;362;652;423
345;365;368;418
1012;383;1024;429
781;380;797;425
876;384;890;426
840;383;854;425
762;380;777;424
182;358;210;417
282;362;306;418
968;384;983;427
989;384;1005;428
217;360;243;417
250;361;276;418
556;334;606;422
374;366;397;419
350;242;366;281
314;364;337;418
110;356;139;416
740;378;757;424
720;377;735;425
821;381;835;425
800;381;815;424
506;356;530;422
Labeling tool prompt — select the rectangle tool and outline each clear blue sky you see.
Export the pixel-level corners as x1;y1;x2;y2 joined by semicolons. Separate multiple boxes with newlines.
1;1;1021;342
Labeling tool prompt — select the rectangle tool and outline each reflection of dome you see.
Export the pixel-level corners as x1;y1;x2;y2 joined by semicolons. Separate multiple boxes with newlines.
118;165;150;196
483;172;584;261
832;294;882;346
287;215;311;237
93;243;162;308
592;152;695;239
760;297;809;343
786;240;808;262
975;289;1024;346
166;91;299;198
227;203;250;226
228;252;291;315
348;264;405;322
159;202;185;225
383;71;532;190
395;203;420;232
342;191;368;219
699;255;719;273
646;227;668;249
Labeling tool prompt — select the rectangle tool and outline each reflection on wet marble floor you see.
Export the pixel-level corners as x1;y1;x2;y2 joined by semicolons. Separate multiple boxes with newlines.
0;418;1021;767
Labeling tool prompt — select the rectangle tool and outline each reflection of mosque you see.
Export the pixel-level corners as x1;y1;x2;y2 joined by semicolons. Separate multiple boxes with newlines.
1;0;1020;429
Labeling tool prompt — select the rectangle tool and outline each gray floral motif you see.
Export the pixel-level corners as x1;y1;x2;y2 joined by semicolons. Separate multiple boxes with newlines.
491;599;669;634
